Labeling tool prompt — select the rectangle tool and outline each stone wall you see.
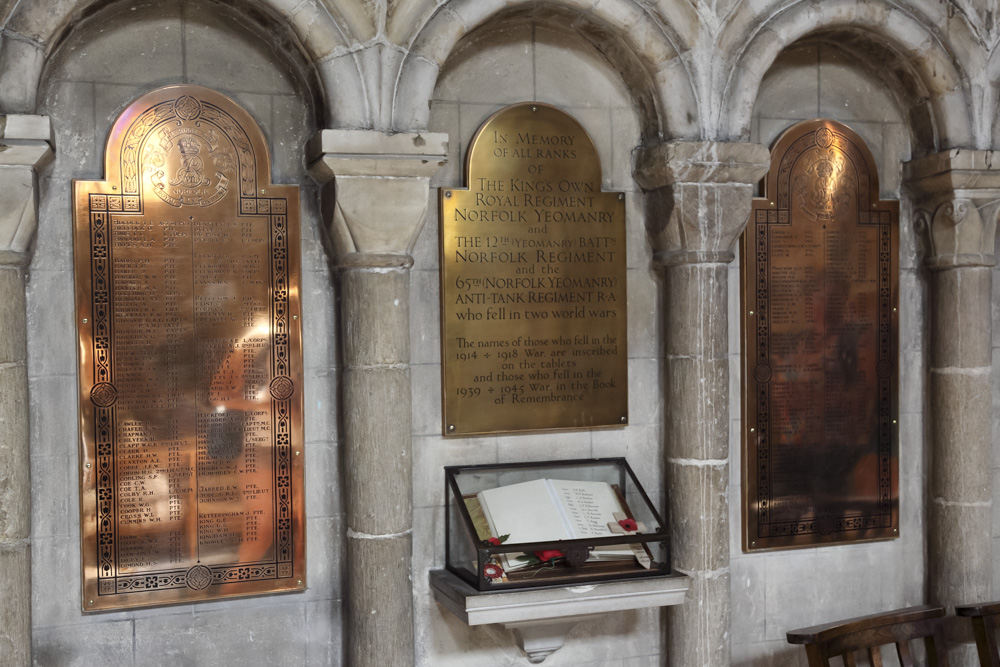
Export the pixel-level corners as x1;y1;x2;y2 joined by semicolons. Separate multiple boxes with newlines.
3;0;999;665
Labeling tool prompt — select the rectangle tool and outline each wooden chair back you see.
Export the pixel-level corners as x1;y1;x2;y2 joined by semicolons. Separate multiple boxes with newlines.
787;605;950;667
956;601;1000;667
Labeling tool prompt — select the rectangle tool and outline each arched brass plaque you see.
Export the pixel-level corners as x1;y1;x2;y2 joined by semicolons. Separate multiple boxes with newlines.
440;103;627;436
73;85;304;610
741;120;899;551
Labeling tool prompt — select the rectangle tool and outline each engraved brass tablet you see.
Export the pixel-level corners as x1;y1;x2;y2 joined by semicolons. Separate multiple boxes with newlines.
74;85;305;610
741;119;899;551
440;103;627;436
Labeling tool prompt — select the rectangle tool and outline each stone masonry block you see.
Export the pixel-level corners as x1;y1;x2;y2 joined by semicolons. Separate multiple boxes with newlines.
392;57;441;130
0;363;29;540
929;372;992;500
663;262;729;358
929;502;992;607
666;570;731;667
25;268;75;379
33;619;134;667
665;357;729;460
0;39;43;114
0;542;30;665
133;601;308;665
346;534;414;667
317;53;369;129
667;460;729;572
445;12;532;93
628;356;663;426
343;366;413;534
0;166;36;263
341;268;411;365
410;8;467;68
931;266;992;368
290;0;349;61
0;267;26;363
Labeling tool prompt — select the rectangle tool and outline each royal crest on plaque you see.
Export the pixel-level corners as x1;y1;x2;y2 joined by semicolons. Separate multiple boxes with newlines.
73;85;305;611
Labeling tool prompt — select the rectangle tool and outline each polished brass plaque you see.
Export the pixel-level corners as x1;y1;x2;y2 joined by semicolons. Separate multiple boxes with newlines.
73;85;304;610
441;103;627;435
741;120;899;551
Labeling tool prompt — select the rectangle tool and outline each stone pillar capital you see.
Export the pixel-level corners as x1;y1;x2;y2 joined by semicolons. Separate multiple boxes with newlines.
904;149;1000;269
307;129;448;265
633;140;769;266
0;114;53;266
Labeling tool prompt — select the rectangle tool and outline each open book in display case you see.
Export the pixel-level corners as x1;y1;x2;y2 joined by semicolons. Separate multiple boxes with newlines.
445;458;671;591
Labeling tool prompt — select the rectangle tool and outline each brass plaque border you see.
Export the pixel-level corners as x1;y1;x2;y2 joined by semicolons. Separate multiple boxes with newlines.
74;85;305;610
740;119;899;552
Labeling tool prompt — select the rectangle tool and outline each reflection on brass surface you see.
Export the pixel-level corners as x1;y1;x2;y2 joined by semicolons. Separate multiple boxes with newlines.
440;103;627;435
73;85;305;610
740;120;899;551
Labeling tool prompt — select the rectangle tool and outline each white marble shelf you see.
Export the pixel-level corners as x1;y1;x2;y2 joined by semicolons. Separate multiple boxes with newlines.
429;569;690;663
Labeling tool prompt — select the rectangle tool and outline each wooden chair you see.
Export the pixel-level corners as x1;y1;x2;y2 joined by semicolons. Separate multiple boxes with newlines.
787;605;950;666
956;601;1000;666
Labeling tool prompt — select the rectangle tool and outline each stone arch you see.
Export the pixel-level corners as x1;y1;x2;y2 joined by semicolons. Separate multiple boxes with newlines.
391;0;700;141
983;46;1000;148
0;0;366;127
719;0;975;154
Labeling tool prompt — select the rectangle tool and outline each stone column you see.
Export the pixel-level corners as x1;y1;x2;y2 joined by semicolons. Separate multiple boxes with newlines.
0;115;53;666
906;151;999;664
309;130;447;667
635;141;769;667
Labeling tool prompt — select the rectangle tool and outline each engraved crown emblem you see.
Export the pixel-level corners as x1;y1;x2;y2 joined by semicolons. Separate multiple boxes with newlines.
177;135;201;155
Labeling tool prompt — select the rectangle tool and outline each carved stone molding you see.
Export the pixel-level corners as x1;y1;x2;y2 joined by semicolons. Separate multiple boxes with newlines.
904;149;1000;269
307;129;448;263
0;115;53;265
634;140;769;266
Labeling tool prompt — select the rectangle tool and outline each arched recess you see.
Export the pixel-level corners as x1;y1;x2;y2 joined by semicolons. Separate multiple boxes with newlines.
392;0;700;141
0;0;368;128
26;2;344;660
719;0;975;155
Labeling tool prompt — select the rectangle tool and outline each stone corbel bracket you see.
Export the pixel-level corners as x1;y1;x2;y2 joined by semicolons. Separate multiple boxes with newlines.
0;115;54;265
307;129;448;265
430;569;690;664
633;140;770;266
904;149;1000;269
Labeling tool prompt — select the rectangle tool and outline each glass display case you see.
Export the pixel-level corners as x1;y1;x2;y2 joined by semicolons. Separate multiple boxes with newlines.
445;458;670;591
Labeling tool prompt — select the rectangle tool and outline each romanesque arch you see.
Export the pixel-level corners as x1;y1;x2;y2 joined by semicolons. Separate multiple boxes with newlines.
718;0;976;153
391;0;701;140
0;0;366;127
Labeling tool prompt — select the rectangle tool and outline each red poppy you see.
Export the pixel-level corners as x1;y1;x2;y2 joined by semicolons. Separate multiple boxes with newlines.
533;549;565;562
618;518;638;532
484;563;504;580
486;537;501;546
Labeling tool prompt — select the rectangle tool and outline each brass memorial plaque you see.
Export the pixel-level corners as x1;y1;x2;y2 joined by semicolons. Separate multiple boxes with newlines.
441;103;627;435
74;85;305;610
741;119;899;551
